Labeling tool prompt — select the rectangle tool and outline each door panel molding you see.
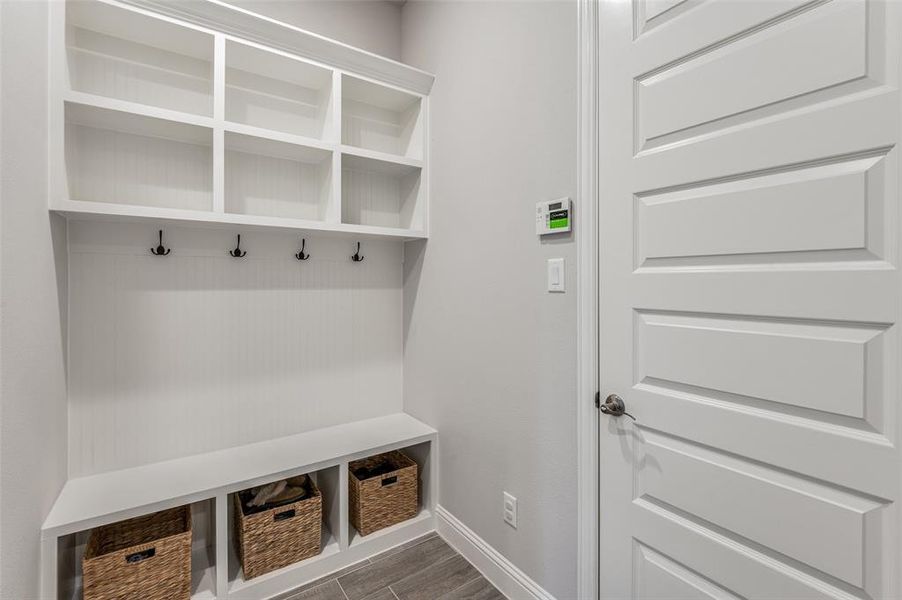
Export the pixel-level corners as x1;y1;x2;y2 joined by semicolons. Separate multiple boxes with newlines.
599;1;902;598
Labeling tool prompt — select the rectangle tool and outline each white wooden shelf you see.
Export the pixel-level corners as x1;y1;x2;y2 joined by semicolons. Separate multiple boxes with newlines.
341;145;424;170
43;413;435;536
50;199;427;241
44;413;438;600
223;120;333;154
63;90;217;129
51;0;431;242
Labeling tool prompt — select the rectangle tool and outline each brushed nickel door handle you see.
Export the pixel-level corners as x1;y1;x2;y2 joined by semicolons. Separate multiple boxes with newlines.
600;394;636;421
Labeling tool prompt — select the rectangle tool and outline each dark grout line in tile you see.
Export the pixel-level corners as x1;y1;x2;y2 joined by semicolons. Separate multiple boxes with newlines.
359;588;397;600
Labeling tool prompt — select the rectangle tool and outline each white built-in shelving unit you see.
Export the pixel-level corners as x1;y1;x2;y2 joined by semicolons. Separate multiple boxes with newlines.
51;0;430;241
43;1;436;598
44;414;437;600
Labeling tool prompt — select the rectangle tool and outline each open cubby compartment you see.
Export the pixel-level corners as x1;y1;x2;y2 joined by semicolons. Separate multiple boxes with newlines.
66;0;213;116
54;500;217;600
228;465;341;592
225;132;334;221
347;441;434;548
65;102;214;211
341;154;424;230
226;40;335;140
342;75;424;159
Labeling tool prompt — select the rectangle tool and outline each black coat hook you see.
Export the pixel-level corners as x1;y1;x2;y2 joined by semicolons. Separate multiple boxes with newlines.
295;238;310;261
150;230;171;256
351;241;364;262
229;234;247;258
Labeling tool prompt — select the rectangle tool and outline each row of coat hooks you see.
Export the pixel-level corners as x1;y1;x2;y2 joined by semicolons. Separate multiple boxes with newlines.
150;230;365;262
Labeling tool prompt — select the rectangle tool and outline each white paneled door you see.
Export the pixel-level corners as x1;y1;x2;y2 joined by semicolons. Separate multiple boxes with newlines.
598;1;902;598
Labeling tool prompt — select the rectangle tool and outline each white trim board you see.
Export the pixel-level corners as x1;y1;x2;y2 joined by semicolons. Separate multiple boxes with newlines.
118;0;435;94
576;0;600;598
435;505;556;600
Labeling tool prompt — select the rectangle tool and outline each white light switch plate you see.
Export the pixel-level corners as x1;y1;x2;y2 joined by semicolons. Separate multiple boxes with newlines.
547;258;565;292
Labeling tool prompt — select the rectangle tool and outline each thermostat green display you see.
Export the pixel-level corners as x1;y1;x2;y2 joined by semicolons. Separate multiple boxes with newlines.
536;198;571;235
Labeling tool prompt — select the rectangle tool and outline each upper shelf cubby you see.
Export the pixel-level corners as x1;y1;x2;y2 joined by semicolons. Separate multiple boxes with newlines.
342;75;424;160
341;153;424;232
225;132;333;221
226;40;336;141
66;1;214;116
65;102;214;211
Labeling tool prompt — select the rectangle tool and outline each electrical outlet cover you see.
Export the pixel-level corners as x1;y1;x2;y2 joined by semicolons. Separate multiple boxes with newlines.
503;492;517;529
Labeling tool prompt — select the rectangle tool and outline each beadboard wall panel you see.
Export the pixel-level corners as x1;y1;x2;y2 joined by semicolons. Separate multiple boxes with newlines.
342;168;403;228
224;148;329;220
68;221;403;477
342;100;405;157
65;121;214;211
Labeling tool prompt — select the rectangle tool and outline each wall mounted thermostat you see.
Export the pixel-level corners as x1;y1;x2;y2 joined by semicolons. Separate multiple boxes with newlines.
536;198;571;235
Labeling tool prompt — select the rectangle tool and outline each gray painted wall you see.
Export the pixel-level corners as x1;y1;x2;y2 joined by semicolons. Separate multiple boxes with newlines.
401;2;579;598
0;1;70;598
222;0;403;60
0;2;579;596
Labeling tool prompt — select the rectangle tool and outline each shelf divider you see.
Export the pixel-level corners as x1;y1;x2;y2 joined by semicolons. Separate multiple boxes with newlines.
213;128;226;214
328;151;343;224
339;462;350;551
327;69;342;143
214;34;226;121
215;493;229;599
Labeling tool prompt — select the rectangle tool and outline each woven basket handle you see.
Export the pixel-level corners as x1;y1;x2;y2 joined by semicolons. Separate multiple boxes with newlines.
381;475;398;487
274;509;296;522
125;548;156;564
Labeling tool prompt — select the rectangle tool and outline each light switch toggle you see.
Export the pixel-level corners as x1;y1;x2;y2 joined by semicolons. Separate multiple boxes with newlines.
548;258;565;292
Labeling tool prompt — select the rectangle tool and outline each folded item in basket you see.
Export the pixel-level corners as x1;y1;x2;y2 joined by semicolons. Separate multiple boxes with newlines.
250;480;286;507
241;474;311;514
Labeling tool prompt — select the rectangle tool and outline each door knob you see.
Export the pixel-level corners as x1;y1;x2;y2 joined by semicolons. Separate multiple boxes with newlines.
599;394;636;421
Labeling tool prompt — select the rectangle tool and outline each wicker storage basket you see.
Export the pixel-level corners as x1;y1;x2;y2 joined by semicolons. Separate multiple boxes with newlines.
83;506;192;600
349;450;418;536
234;476;322;579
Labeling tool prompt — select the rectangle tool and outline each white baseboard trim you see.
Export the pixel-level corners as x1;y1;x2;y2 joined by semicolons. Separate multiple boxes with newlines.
435;505;557;600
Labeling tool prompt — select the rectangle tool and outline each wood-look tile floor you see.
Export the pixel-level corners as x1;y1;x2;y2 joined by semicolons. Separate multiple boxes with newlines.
273;533;506;600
